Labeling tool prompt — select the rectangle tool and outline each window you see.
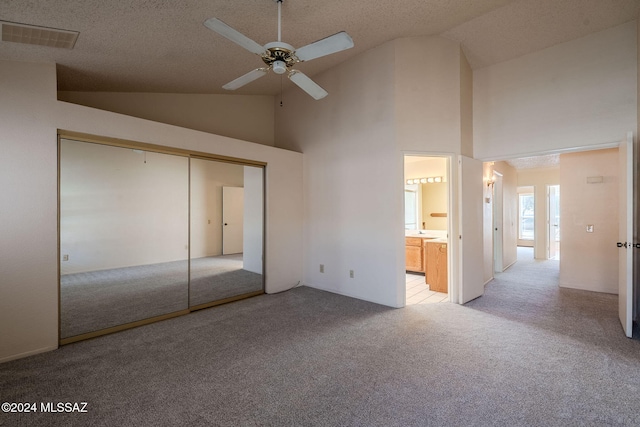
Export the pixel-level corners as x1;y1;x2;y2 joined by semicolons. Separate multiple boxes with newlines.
519;193;534;240
404;187;418;230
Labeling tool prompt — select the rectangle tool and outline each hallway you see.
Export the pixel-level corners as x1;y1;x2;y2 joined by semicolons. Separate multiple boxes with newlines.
465;246;623;340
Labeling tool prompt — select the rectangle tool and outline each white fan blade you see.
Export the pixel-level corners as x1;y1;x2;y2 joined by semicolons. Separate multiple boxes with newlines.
288;71;328;100
295;31;354;62
223;68;269;90
204;18;265;55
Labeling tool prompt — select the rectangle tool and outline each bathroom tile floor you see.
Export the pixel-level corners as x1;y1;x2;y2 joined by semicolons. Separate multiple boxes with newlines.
405;273;448;305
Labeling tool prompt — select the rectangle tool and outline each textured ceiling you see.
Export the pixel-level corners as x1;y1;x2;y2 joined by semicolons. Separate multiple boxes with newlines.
442;0;640;68
0;0;638;95
506;154;560;170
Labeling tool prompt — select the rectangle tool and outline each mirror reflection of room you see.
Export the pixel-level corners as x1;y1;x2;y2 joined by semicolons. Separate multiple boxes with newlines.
189;158;264;308
59;138;264;343
404;156;449;305
59;139;190;340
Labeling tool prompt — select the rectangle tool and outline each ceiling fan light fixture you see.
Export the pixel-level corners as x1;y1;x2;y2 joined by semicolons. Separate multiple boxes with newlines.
272;60;287;74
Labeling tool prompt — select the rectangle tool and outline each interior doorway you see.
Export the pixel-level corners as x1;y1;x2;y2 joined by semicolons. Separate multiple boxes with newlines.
403;155;450;305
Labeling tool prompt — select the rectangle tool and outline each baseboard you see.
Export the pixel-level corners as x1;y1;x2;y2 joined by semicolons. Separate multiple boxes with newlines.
502;259;517;272
302;282;400;308
0;345;58;364
484;277;494;286
558;282;618;295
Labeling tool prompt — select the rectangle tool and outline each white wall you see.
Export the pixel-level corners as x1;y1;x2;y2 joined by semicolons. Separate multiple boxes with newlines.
474;21;637;160
0;59;303;363
559;148;619;293
460;48;473;158
58;92;275;147
276;39;401;307
0;61;59;363
395;36;464;154
517;167;560;259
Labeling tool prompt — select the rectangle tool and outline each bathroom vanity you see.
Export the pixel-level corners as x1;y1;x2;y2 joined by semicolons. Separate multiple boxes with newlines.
405;235;448;293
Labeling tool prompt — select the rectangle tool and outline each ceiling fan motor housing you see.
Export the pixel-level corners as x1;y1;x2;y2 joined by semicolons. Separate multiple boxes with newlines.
262;41;298;73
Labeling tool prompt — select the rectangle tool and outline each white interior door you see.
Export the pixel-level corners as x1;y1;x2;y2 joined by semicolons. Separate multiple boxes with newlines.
618;132;633;337
547;185;560;260
492;173;503;273
459;156;484;304
222;186;244;255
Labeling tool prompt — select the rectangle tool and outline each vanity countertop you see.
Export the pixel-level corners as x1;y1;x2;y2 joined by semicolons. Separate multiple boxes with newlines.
405;233;448;243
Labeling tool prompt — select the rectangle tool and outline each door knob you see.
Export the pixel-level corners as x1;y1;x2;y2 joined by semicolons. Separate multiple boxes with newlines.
617;242;628;248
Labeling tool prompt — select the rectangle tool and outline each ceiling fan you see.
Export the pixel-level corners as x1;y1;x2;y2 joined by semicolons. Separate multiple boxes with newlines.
204;0;354;100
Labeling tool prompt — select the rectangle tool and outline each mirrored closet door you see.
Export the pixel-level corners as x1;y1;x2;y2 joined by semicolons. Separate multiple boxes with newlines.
59;137;265;343
59;139;190;340
189;158;264;309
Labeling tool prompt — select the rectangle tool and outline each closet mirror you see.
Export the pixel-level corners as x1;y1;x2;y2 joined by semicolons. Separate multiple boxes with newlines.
189;158;264;308
59;139;189;340
59;136;265;343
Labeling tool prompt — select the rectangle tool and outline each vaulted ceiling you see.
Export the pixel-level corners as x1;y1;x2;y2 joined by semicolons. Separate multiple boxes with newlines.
1;0;638;95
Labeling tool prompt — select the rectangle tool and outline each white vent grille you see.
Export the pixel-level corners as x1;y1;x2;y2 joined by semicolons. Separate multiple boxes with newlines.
1;21;78;49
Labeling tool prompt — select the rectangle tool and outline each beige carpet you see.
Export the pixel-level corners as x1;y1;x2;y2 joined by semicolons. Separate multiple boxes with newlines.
3;248;639;426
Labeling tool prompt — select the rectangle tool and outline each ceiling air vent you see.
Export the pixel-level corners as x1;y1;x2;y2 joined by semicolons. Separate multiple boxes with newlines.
1;21;78;49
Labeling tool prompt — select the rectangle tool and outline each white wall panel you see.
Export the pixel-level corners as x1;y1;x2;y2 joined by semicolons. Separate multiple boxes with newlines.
474;21;637;160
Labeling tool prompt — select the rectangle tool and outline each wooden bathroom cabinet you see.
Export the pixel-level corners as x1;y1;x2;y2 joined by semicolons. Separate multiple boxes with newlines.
405;237;448;293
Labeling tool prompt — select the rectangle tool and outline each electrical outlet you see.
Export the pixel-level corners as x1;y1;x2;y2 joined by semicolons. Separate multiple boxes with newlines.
62;254;69;261
586;225;594;233
349;270;354;278
320;264;324;273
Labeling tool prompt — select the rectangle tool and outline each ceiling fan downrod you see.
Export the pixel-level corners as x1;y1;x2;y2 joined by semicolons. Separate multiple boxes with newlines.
277;0;283;42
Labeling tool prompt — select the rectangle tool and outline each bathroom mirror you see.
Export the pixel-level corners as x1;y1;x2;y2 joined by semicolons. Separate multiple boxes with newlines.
404;156;449;232
59;139;189;340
